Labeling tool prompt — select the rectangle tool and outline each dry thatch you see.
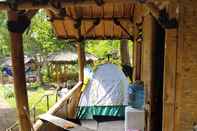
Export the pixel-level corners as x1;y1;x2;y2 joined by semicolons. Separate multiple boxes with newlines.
48;51;97;64
1;56;34;67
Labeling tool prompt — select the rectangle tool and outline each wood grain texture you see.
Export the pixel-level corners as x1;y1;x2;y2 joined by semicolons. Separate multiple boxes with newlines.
162;29;177;131
174;1;197;131
8;11;31;131
50;3;135;39
141;14;156;131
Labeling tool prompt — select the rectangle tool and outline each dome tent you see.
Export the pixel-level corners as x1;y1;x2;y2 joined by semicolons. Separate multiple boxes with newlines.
77;64;129;119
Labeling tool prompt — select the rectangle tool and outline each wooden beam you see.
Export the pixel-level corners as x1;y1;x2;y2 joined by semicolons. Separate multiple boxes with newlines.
25;10;38;19
7;10;31;131
34;81;83;131
0;0;137;10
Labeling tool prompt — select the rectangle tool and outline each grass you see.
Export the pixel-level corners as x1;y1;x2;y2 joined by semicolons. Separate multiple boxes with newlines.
0;84;57;118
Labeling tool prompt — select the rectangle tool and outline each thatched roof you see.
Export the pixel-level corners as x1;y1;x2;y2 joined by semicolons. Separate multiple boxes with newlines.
1;56;34;67
48;52;97;64
48;3;135;40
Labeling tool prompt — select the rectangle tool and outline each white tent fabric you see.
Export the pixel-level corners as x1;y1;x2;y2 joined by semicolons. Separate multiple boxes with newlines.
78;64;129;107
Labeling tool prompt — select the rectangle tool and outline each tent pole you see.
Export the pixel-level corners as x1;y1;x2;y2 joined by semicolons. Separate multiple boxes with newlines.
7;10;31;131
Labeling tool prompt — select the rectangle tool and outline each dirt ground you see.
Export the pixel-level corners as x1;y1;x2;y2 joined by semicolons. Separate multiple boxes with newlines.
0;97;16;131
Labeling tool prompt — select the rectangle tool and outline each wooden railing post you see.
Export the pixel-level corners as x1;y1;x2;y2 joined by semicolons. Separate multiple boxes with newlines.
65;41;85;119
7;10;31;131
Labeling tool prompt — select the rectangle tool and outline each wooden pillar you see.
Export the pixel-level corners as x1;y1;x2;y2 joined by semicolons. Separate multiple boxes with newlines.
162;29;177;131
77;41;85;82
120;39;130;65
134;20;143;81
120;39;133;81
135;42;142;80
7;11;31;131
141;14;157;131
66;41;85;119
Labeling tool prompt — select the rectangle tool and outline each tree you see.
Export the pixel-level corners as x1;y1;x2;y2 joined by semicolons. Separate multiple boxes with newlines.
0;12;10;58
85;40;120;58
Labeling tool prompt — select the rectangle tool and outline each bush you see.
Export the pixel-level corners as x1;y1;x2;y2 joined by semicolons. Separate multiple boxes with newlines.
3;86;14;98
30;82;40;90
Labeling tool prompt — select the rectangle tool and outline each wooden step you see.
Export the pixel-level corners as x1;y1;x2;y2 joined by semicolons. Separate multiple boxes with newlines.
39;114;95;131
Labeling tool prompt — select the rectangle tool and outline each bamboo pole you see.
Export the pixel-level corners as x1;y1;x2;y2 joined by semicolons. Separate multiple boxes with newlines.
7;10;31;131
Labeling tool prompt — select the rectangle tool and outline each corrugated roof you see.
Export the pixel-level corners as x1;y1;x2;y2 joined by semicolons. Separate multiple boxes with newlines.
48;3;135;40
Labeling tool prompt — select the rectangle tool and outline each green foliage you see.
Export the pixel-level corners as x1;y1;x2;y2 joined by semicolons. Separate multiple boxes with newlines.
23;10;76;57
0;10;74;58
30;82;40;90
0;12;10;57
28;87;57;115
24;10;67;55
85;40;120;58
1;85;15;98
0;84;57;116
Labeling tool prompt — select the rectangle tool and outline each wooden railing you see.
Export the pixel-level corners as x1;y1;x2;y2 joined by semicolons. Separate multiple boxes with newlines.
34;81;82;131
30;93;55;123
6;91;58;131
6;81;82;131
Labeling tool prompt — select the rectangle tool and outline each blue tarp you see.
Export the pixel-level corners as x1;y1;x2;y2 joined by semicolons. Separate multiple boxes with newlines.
2;67;12;76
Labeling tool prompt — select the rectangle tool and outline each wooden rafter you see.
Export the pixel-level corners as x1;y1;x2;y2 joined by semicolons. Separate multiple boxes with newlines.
0;0;138;10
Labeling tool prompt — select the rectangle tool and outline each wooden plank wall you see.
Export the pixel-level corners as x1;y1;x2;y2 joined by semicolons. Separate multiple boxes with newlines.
173;1;197;131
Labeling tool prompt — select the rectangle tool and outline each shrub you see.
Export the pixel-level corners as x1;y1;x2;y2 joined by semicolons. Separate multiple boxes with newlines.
30;82;40;90
3;86;14;98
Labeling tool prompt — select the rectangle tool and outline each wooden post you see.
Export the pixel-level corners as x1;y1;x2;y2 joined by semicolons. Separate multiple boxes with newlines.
162;29;177;131
7;11;31;131
135;42;142;80
142;14;157;131
77;41;85;82
120;39;130;65
65;41;85;119
120;40;133;81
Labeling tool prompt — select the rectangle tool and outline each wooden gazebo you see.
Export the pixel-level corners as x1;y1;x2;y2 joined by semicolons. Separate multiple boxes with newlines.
47;51;97;83
0;0;197;131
